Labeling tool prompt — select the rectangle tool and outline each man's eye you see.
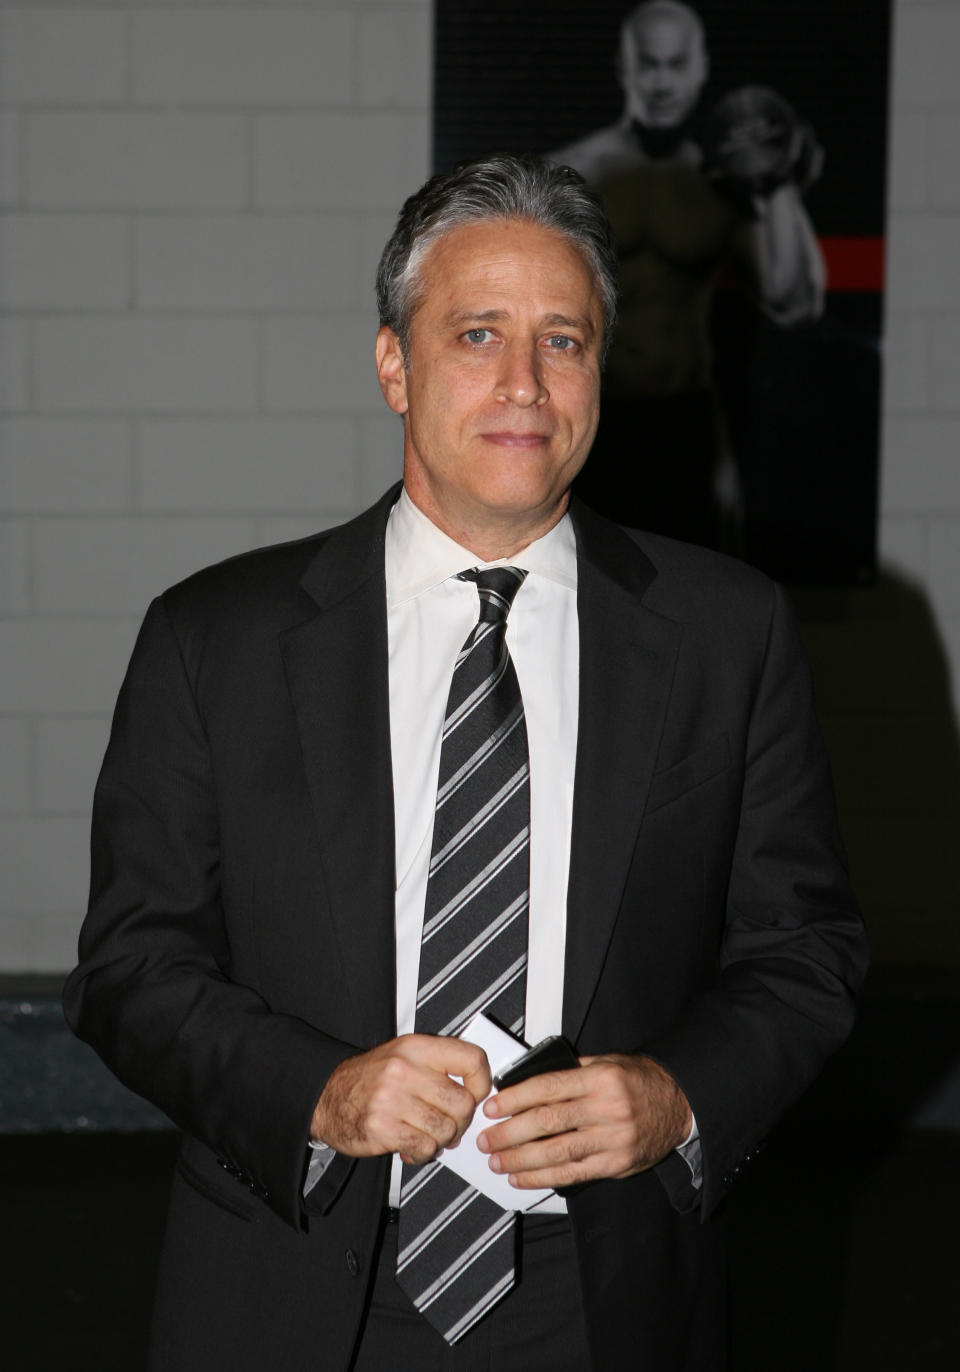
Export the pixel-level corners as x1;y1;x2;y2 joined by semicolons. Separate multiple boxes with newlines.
464;328;494;344
546;334;575;351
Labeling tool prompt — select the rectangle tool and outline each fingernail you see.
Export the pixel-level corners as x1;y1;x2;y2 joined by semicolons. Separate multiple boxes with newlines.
476;1132;489;1153
484;1098;500;1118
488;1155;503;1173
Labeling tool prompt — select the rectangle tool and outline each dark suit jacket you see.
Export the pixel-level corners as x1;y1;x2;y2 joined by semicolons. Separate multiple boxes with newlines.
63;486;867;1371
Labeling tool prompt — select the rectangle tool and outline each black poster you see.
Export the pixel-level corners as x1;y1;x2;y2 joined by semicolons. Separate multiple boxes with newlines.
434;0;890;584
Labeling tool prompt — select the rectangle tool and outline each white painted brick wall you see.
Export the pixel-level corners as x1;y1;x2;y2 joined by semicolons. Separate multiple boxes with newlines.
254;112;430;208
0;719;31;814
131;10;355;107
0;10;127;105
26;114;249;209
135;215;361;311
0;1;418;971
0;0;956;972
33;318;260;411
138;418;361;511
0;215;130;309
0;114;22;206
0;320;29;410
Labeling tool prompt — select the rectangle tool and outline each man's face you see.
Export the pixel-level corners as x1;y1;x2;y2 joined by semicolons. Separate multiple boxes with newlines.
622;11;708;129
376;218;604;551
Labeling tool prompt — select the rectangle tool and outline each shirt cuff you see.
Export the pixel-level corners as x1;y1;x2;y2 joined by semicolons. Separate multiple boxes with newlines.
675;1113;702;1190
304;1139;336;1196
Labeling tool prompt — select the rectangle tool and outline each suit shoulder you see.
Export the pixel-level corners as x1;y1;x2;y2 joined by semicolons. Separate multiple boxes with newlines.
624;528;783;628
148;487;399;661
625;528;772;588
159;527;334;625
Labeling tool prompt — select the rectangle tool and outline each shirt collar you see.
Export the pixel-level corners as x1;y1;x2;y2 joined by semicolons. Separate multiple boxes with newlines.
386;486;578;607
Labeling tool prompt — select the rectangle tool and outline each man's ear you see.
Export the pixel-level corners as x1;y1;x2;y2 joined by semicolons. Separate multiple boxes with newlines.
376;326;409;416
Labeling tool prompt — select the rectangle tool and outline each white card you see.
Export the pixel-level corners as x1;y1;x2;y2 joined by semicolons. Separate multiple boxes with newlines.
437;1012;557;1212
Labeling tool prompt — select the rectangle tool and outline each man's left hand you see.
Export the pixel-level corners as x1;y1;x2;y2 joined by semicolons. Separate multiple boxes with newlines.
476;1053;692;1191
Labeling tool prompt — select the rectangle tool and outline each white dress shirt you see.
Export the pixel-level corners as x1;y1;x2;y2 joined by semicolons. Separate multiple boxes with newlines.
384;489;579;1208
387;489;579;1053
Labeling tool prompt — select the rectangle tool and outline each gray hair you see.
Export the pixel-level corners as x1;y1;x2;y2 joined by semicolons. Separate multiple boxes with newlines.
376;153;618;363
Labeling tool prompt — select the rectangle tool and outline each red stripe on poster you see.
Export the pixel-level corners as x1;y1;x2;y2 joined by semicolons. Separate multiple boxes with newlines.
820;236;885;292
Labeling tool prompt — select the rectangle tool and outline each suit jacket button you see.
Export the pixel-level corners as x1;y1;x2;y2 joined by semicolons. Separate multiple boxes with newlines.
345;1249;361;1277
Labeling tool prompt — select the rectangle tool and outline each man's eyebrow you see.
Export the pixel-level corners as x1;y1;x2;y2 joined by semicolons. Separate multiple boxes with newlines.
542;312;597;338
444;308;597;338
444;308;510;328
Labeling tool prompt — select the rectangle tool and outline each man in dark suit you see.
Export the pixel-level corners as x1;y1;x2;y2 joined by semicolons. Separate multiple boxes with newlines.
64;154;866;1371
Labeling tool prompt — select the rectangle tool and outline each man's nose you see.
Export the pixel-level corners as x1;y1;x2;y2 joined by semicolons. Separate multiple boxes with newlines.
495;342;548;407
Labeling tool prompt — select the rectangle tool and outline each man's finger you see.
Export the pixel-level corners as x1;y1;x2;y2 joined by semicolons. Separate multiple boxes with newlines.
404;1034;492;1105
484;1064;588;1120
488;1126;592;1174
494;1129;602;1189
478;1098;585;1155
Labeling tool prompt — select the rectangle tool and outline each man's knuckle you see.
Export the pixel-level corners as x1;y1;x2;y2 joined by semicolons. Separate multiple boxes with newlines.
569;1136;590;1163
422;1104;456;1141
610;1095;633;1123
381;1055;407;1084
542;1070;570;1098
401;1131;433;1163
441;1086;472;1123
536;1105;560;1134
437;1115;458;1145
547;1135;571;1164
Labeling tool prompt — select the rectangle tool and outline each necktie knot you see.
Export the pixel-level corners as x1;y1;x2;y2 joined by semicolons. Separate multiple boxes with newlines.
458;566;528;626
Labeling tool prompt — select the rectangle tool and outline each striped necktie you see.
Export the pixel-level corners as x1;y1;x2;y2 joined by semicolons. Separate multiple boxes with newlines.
396;566;530;1344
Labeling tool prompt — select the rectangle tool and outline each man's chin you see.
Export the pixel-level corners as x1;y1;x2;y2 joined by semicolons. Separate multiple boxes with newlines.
463;477;573;528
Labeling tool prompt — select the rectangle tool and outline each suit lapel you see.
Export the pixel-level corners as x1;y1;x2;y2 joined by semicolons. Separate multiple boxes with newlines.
280;487;400;1046
562;502;682;1044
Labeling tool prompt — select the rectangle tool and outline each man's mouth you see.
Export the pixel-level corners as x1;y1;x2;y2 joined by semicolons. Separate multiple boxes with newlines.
480;431;551;448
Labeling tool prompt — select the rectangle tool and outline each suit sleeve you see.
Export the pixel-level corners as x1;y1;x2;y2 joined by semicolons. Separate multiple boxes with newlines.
63;596;359;1231
644;582;868;1216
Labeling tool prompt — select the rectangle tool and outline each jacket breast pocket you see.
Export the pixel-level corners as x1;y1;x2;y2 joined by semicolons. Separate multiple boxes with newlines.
644;733;731;818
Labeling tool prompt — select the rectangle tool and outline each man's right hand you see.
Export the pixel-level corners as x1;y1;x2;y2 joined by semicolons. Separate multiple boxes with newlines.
309;1035;491;1164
